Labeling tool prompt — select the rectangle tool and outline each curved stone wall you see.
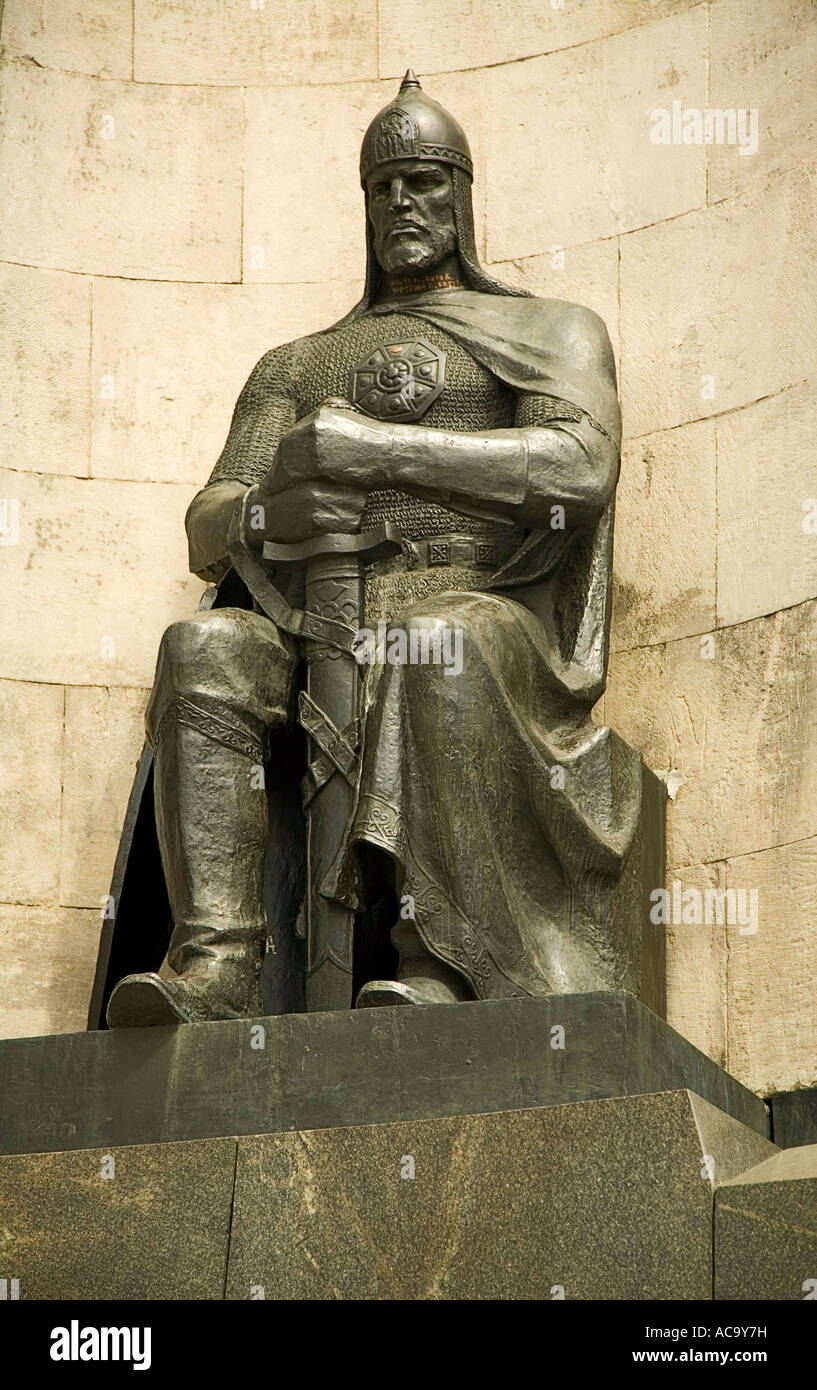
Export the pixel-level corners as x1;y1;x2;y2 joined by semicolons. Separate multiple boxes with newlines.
0;0;814;1095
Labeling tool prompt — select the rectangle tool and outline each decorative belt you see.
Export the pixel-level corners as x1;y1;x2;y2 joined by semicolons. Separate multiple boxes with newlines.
401;533;499;570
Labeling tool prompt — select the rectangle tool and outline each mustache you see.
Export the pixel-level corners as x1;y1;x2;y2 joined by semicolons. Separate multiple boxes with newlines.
383;218;428;234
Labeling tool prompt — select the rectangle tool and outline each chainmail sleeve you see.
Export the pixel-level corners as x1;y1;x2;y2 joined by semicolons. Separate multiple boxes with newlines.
514;392;585;429
205;342;300;487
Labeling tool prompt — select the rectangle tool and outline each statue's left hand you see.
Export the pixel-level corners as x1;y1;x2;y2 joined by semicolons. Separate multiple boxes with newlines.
264;404;388;493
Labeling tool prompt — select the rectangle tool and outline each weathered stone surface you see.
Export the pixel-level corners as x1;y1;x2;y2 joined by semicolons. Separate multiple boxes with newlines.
60;687;148;910
0;993;769;1156
489;237;620;361
90;277;362;486
226;1091;774;1300
0;0;133;79
709;0;817;201
770;1089;817;1150
0;466;203;688
0;61;243;280
724;837;817;1097
0;261;91;477
485;9;706;261
0;905;101;1040
716;379;817;627
379;0;701;76
0;678;64;905
606;600;817;865
620;164;817;435
0;1138;236;1299
715;1144;817;1300
664;861;729;1071
134;0;378;86
243;70;487;285
612;418;716;650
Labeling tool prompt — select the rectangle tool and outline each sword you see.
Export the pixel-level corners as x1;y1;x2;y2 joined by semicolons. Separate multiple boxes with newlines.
261;525;403;1011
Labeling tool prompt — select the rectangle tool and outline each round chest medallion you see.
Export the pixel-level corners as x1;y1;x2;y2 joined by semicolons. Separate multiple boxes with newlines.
349;336;446;423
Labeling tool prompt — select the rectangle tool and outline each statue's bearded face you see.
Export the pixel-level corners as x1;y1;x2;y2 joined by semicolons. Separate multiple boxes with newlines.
366;159;457;276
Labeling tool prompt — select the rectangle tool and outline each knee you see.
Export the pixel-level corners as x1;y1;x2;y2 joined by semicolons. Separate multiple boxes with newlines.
392;592;490;661
379;595;485;687
147;611;253;742
160;611;238;672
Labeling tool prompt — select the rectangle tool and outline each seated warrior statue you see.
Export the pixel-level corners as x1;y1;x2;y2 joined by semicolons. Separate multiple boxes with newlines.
105;71;643;1029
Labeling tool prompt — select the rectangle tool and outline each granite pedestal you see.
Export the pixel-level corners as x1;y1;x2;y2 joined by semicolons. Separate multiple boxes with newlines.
715;1145;817;1301
0;992;767;1157
2;993;803;1300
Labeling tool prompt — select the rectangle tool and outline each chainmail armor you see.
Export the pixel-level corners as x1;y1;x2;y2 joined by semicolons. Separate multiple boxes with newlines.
208;312;518;545
206;312;591;624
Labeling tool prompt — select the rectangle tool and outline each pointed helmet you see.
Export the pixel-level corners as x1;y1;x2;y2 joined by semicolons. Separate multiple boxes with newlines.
332;70;528;322
359;70;473;185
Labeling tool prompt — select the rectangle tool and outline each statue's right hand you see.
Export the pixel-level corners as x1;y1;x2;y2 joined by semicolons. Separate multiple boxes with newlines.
241;480;368;546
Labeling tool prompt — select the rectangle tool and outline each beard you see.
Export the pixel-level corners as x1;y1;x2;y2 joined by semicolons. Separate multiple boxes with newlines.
375;221;457;276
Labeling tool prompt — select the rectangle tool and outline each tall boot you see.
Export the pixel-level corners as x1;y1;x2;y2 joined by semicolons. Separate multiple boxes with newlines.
106;699;269;1027
356;918;473;1007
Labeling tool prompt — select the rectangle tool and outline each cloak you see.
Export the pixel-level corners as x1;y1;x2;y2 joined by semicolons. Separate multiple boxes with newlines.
352;289;621;705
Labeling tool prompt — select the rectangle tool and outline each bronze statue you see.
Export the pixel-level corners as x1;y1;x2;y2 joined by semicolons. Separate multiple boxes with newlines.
100;72;653;1029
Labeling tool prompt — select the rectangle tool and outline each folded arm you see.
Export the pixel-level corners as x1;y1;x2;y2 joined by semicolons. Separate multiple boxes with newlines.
270;395;620;531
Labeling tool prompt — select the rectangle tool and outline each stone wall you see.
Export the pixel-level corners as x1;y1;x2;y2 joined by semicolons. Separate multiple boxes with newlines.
1;0;814;1096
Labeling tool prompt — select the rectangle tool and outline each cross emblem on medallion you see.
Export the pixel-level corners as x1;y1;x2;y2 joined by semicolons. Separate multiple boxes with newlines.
349;337;446;423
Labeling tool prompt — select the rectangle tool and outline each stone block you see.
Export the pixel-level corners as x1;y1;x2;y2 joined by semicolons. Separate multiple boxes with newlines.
0;993;769;1156
378;0;701;77
716;379;817;627
0;61;243;280
0;0;133;79
0;905;101;1041
612;418;716;650
0;678;64;905
715;1144;817;1300
0;1138;236;1299
606;600;817;865
770;1089;817;1150
60;687;148;910
0;466;204;688
709;0;817;201
90;277;362;487
664;861;728;1071
0;261;91;477
226;1090;774;1300
485;8;706;261
724;837;817;1097
620;164;817;435
243;69;488;285
488;237;620;362
134;0;378;86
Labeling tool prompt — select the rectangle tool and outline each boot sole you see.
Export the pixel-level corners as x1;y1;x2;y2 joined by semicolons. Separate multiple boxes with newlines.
106;976;193;1028
356;980;456;1008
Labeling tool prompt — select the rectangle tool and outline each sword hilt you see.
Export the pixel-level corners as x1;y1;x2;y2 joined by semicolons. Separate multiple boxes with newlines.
262;522;404;571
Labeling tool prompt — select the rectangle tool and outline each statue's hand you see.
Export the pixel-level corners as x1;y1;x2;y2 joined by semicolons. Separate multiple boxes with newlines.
265;403;387;492
241;478;369;546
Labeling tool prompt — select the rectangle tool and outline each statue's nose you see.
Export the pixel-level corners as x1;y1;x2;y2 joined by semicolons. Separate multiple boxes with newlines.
388;178;410;210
